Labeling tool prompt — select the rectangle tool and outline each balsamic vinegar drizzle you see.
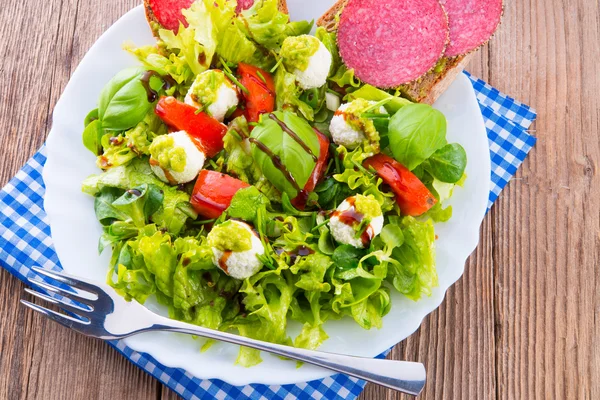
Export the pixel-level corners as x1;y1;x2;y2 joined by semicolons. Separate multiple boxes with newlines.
331;197;374;246
249;137;301;192
268;113;318;162
140;70;177;102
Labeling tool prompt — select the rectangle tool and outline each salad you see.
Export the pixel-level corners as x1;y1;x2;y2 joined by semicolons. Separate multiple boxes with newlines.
81;0;467;366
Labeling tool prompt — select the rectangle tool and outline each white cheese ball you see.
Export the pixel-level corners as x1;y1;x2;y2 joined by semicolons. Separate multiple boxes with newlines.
293;41;332;90
150;131;206;184
329;102;386;149
185;73;239;122
211;221;264;280
329;198;384;249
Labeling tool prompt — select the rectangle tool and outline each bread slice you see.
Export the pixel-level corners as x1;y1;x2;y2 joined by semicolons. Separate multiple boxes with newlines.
145;0;289;37
317;0;472;105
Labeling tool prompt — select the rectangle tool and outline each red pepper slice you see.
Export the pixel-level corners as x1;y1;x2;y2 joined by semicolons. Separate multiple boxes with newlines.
237;63;275;123
190;170;250;219
291;128;330;209
155;96;227;158
363;154;437;216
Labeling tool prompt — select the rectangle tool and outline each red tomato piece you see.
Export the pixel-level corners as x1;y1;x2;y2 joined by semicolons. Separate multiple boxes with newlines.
190;170;250;219
237;63;275;123
155;96;228;158
363;154;437;216
291;128;330;209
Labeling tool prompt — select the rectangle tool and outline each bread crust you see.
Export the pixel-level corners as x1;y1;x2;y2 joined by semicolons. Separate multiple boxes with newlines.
317;0;474;104
144;0;290;37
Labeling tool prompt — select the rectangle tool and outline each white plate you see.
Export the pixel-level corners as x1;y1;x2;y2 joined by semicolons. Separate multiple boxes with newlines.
43;3;490;386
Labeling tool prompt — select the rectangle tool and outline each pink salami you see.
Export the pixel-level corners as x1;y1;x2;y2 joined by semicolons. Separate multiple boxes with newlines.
337;0;449;88
147;0;194;31
440;0;503;57
236;0;255;13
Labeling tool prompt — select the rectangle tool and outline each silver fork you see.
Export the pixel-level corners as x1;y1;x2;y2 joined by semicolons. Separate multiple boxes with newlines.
21;266;426;396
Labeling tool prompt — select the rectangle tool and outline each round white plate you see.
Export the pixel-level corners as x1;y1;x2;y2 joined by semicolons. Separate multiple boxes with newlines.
43;2;490;386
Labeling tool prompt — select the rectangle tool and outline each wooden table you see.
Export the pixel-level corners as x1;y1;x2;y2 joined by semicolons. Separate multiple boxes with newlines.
1;0;598;398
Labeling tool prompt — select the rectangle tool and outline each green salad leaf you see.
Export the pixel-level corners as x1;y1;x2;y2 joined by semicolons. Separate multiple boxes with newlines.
223;117;282;202
388;103;447;170
240;0;311;50
388;217;438;300
226;186;270;225
424;143;467;183
98;67;163;131
250;111;319;199
348;85;411;114
274;66;315;120
82;119;104;156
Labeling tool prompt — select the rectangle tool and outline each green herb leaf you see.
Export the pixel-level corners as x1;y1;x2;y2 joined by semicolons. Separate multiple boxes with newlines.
332;244;364;270
388;103;447;170
82;119;104;156
425;143;467;183
112;184;164;227
227;186;270;224
99;67;162;131
250;111;319;199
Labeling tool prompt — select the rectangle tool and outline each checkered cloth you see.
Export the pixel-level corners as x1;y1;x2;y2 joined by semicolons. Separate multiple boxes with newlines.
0;72;536;400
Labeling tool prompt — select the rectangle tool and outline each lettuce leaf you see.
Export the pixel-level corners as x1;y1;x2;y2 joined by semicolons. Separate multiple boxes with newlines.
239;0;311;51
387;217;438;300
83;158;194;235
273;67;315;121
333;146;396;212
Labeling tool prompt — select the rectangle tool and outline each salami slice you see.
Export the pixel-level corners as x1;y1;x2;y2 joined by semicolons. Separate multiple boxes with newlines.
146;0;194;31
440;0;503;57
236;0;255;13
337;0;449;88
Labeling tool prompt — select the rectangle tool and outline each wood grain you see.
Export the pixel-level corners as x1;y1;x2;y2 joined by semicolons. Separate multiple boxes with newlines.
0;0;598;399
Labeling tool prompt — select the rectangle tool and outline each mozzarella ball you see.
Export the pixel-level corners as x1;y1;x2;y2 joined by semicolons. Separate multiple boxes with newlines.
328;196;384;249
293;41;332;90
185;70;239;122
329;101;387;149
150;131;206;184
209;221;264;280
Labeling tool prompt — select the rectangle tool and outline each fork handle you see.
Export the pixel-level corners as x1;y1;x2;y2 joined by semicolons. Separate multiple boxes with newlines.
149;317;426;395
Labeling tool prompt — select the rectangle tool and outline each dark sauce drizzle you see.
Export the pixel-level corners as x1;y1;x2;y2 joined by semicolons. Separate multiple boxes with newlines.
268;113;318;162
331;197;374;246
218;250;233;273
140;70;177;102
248;137;301;192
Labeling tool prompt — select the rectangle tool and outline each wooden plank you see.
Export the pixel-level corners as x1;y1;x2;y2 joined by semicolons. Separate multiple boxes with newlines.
487;0;599;398
0;0;160;398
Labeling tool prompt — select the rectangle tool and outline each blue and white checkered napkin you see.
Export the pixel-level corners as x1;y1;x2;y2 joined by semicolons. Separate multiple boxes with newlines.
0;71;536;400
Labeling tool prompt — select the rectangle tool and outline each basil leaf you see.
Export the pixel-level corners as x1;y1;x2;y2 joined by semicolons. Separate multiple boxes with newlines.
250;111;319;199
425;143;467;183
98;67;145;120
332;244;364;270
84;108;99;127
99;67;162;131
388;103;447;170
82;119;104;156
